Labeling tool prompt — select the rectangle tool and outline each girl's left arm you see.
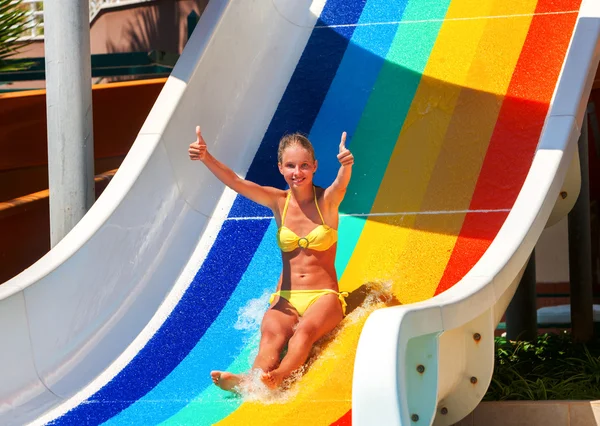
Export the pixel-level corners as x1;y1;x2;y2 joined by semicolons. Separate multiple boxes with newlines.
325;132;354;207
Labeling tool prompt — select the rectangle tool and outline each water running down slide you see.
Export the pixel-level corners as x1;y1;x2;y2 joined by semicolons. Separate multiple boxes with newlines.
1;0;599;425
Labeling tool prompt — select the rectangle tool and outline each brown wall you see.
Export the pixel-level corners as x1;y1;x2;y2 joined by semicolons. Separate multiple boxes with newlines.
0;78;166;202
0;78;165;283
0;170;116;284
91;0;208;55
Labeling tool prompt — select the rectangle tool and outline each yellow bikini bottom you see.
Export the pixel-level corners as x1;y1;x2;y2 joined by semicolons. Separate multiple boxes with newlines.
269;289;349;316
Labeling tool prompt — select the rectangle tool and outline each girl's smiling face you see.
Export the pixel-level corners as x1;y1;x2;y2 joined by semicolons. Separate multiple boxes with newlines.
278;144;317;188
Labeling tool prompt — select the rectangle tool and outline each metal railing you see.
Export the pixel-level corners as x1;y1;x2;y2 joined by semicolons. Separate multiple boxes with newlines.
20;0;44;39
89;0;130;21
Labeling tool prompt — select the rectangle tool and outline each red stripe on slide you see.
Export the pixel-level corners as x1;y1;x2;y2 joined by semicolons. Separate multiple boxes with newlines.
331;410;352;425
435;212;509;294
434;0;580;295
535;0;581;13
470;7;580;210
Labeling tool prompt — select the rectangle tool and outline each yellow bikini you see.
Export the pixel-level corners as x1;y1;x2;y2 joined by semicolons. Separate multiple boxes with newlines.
277;186;338;252
269;289;348;316
271;186;348;316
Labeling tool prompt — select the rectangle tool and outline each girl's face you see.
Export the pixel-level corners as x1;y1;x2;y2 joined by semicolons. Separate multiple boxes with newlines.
278;145;317;188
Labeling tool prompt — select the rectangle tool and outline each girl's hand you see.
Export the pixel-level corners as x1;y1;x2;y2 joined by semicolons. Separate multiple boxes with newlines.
337;131;354;167
188;126;207;161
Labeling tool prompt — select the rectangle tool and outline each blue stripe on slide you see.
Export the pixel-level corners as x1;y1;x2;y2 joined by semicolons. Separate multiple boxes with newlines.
229;0;368;218
51;0;367;424
51;220;270;426
104;222;281;425
310;0;409;277
312;0;408;189
319;0;366;27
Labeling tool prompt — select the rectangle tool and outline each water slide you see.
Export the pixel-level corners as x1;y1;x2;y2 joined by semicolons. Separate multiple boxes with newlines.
1;0;599;424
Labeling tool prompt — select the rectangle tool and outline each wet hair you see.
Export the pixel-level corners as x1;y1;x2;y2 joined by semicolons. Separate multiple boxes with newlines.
277;133;316;164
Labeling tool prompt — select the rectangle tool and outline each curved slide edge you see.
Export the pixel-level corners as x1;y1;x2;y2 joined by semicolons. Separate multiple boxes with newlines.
352;1;600;425
0;1;324;424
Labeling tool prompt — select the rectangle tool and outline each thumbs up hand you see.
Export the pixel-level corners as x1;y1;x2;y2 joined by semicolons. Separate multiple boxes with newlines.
188;126;207;161
337;131;354;167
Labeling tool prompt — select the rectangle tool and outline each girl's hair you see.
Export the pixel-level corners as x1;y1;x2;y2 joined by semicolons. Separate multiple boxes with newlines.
277;133;316;163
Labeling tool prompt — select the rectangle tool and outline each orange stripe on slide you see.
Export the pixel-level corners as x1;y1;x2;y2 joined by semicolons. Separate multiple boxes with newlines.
434;0;581;295
330;409;352;425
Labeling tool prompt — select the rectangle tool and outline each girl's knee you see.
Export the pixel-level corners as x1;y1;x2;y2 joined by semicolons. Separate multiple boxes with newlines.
261;327;290;346
260;329;279;343
291;325;318;345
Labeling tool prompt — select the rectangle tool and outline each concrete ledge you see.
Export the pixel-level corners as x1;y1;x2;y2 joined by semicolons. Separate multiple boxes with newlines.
453;401;600;426
0;169;117;219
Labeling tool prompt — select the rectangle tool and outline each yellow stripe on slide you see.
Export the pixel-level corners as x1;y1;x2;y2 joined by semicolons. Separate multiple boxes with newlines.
422;0;539;211
388;1;539;304
340;0;497;301
216;304;383;425
395;0;536;302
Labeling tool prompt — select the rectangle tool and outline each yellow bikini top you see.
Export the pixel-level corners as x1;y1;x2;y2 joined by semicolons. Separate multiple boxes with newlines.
277;186;338;252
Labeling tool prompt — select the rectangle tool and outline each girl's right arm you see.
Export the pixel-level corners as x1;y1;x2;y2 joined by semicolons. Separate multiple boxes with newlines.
188;126;282;210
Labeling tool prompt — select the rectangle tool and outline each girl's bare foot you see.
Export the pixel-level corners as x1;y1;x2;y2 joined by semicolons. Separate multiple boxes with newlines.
260;370;285;389
211;371;243;392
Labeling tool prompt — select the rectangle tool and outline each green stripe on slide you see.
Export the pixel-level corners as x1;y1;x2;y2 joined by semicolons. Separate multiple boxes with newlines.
336;0;451;277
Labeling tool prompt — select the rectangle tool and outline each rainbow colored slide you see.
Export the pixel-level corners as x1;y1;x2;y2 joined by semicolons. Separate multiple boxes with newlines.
1;0;599;425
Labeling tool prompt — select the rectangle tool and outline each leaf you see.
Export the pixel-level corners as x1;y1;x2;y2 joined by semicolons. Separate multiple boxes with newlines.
0;0;35;72
486;332;600;401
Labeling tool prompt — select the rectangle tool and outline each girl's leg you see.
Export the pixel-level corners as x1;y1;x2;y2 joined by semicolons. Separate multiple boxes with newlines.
252;299;299;371
262;294;343;388
211;298;298;392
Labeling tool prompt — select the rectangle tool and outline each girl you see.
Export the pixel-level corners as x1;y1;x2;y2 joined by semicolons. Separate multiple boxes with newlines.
188;126;353;390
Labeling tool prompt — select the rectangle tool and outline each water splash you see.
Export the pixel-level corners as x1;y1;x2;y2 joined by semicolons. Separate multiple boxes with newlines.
228;282;395;403
355;281;394;313
234;369;300;405
234;291;271;332
310;281;395;360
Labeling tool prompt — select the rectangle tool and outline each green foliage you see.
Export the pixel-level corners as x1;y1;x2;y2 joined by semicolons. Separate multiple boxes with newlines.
485;332;600;401
0;0;34;72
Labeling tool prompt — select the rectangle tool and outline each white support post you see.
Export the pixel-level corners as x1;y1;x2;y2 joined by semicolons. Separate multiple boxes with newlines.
43;0;95;247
